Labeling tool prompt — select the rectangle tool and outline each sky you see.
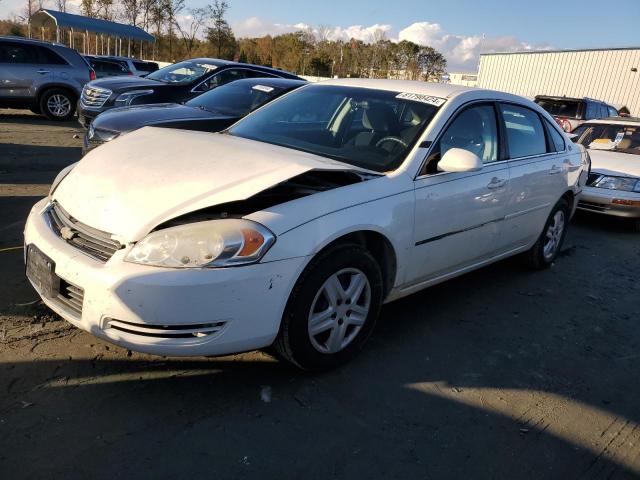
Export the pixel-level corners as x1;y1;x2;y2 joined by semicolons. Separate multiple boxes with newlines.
2;0;640;72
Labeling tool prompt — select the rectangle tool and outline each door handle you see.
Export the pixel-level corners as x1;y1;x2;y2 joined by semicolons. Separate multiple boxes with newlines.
37;69;50;74
487;177;507;189
549;165;562;175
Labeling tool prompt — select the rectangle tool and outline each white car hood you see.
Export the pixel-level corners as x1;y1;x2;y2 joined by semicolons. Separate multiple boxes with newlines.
54;127;364;242
589;149;640;178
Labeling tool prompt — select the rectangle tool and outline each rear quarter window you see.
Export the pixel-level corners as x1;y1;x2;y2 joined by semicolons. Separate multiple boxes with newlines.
38;47;68;65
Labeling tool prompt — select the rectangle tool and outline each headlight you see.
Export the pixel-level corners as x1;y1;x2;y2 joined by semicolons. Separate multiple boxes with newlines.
88;126;119;142
125;219;276;268
114;89;154;106
593;175;640;192
49;162;77;197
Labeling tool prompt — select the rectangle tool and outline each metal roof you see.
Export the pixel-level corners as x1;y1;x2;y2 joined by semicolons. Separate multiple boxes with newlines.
30;9;154;42
481;46;640;57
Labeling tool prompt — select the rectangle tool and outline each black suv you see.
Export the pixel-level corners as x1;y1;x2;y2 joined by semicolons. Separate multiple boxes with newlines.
78;58;303;127
0;36;95;120
534;95;618;132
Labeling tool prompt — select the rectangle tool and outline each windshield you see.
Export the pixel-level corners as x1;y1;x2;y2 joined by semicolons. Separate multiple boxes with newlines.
186;81;284;116
146;60;218;84
572;123;640;155
228;85;441;172
536;98;581;119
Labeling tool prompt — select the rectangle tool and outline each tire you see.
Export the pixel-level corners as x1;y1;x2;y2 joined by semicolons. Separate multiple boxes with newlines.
523;198;570;269
632;218;640;233
274;244;384;370
39;88;76;121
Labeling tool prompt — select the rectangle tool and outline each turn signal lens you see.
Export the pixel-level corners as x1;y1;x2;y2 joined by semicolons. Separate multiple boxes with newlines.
238;228;265;257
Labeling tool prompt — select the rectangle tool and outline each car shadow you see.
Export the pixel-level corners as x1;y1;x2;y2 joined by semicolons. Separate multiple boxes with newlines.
2;240;639;479
0;111;81;128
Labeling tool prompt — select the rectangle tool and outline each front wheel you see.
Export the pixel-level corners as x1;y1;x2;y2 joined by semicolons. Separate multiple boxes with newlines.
274;244;383;370
523;199;570;269
40;89;76;121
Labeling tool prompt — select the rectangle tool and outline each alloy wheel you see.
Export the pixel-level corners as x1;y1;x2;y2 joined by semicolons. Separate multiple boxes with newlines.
47;94;71;117
307;268;371;354
543;210;565;260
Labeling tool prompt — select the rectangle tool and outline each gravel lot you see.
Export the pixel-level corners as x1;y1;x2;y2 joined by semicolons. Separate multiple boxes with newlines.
1;109;640;479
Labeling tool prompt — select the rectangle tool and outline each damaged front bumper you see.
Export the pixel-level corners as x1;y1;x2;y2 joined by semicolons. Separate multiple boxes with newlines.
24;198;306;357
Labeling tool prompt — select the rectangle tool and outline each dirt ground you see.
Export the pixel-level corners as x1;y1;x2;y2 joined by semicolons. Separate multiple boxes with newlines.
1;109;640;479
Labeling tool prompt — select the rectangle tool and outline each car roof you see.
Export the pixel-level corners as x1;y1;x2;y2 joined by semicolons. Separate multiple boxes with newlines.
310;78;474;98
580;117;640;126
535;95;614;106
225;77;307;88
0;36;67;48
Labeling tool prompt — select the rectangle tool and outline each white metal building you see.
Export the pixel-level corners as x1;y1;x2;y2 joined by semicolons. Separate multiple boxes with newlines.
478;47;640;115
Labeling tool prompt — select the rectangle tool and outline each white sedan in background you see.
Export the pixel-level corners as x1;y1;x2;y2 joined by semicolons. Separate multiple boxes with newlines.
571;118;640;231
24;80;588;369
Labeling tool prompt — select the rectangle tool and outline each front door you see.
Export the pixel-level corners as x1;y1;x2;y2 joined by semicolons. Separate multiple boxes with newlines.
407;103;510;285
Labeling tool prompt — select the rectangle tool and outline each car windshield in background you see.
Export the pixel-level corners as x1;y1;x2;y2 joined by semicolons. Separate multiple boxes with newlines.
227;85;441;172
572;123;640;155
186;82;283;116
536;99;580;118
146;61;218;84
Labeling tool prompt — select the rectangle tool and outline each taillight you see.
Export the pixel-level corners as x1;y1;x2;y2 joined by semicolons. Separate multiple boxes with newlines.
128;71;133;75
89;69;96;81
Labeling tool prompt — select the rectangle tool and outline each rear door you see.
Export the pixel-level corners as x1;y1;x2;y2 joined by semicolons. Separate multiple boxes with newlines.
0;41;51;103
500;103;568;249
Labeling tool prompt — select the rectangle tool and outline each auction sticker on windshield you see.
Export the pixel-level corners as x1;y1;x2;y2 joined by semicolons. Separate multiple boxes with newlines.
252;85;274;93
396;92;446;107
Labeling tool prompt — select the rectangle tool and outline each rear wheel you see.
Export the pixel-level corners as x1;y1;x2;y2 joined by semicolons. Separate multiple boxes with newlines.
274;244;383;370
523;199;570;269
40;88;76;121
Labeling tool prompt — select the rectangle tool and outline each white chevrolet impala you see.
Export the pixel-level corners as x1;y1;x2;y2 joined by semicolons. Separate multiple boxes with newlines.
24;80;589;369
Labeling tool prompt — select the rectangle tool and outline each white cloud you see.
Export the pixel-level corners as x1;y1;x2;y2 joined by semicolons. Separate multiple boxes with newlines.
233;17;546;74
232;17;393;44
399;21;543;72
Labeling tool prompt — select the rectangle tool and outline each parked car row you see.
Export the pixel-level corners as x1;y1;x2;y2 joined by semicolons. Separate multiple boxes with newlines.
24;77;595;369
0;36;160;120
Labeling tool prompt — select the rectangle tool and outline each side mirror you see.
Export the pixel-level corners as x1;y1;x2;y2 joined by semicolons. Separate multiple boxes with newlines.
438;148;483;173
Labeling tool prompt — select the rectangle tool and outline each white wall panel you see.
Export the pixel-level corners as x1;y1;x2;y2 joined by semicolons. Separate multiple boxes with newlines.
478;48;640;114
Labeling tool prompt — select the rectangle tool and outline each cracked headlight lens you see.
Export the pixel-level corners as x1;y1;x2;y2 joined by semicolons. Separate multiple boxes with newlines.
125;219;275;268
594;175;640;192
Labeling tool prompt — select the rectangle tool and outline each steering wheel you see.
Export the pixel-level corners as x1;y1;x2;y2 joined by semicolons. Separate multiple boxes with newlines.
375;136;408;149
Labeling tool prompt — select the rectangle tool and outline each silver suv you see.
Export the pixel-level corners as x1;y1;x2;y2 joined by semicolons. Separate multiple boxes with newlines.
0;36;95;120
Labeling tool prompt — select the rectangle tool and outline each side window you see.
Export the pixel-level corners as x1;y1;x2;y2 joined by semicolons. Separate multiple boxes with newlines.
500;103;547;158
424;104;499;174
0;42;37;63
197;68;247;91
608;106;618;117
243;69;278;79
544;119;566;152
38;47;67;65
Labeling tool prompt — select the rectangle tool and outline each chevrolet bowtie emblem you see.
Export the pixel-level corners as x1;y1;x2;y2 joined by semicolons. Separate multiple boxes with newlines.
60;226;76;240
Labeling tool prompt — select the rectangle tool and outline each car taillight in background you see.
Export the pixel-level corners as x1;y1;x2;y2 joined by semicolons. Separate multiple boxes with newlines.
89;69;96;81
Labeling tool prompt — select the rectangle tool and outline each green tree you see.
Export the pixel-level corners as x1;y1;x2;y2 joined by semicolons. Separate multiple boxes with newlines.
206;0;235;59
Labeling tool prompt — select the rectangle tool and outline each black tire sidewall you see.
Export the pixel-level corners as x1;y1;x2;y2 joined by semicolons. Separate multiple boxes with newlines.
281;245;383;370
40;89;76;121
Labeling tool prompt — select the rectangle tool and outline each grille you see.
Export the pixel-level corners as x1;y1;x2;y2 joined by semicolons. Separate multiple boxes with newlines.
81;85;112;108
578;200;608;212
104;318;227;339
55;279;84;318
46;202;122;262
